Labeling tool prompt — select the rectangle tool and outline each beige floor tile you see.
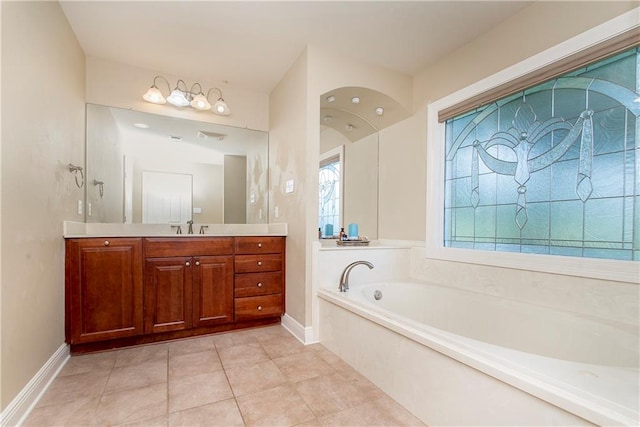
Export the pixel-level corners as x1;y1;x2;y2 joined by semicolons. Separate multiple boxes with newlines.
36;369;110;408
213;329;259;349
23;396;101;426
318;396;424;426
236;384;315;426
259;335;310;359
337;368;385;401
295;372;382;418
96;383;167;426
116;414;169;426
272;351;335;383
313;347;354;372
168;349;222;378
115;343;169;367
225;359;288;397
250;325;294;341
105;358;167;393
217;341;270;368
168;399;245;427
58;351;118;377
168;370;233;413
168;335;216;357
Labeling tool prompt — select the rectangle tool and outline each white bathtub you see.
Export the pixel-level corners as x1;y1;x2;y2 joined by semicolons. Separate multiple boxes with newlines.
318;281;639;426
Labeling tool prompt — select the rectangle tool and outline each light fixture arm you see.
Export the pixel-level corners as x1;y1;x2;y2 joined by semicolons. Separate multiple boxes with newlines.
151;75;171;93
205;87;223;101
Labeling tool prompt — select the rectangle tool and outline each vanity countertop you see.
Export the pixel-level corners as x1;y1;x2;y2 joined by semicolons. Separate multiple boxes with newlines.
63;221;288;238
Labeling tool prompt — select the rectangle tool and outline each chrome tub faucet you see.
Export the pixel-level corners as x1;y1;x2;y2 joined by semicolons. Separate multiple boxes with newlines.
339;260;374;292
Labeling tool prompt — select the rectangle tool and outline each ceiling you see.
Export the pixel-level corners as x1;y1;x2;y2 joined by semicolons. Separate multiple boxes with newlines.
60;1;533;94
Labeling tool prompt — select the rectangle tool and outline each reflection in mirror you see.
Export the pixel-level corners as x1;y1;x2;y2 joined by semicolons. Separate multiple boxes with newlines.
320;127;378;240
86;104;268;224
318;87;410;240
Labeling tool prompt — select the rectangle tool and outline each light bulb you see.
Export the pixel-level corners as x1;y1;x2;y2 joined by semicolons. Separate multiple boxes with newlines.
212;98;231;116
167;89;189;107
190;93;211;110
142;86;166;104
375;107;384;116
351;96;360;104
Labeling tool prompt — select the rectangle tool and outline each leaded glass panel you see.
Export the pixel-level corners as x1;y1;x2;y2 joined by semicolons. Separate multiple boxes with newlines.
443;47;640;261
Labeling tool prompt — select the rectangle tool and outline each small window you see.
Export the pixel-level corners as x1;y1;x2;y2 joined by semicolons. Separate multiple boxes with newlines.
443;47;639;261
319;151;341;238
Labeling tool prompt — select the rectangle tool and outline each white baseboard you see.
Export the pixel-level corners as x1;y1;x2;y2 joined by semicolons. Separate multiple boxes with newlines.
0;343;69;427
281;313;317;345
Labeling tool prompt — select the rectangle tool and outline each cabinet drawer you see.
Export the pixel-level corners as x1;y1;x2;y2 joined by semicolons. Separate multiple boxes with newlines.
144;237;234;257
234;272;282;297
234;294;282;321
234;237;284;254
234;254;282;273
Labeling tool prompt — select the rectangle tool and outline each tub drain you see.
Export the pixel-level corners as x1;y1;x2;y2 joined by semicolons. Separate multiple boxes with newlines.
373;290;382;300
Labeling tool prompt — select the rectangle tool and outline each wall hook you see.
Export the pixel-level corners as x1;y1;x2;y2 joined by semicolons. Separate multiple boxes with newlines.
68;164;84;189
93;179;104;198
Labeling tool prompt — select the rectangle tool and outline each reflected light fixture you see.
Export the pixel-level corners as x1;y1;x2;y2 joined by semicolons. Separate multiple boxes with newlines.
143;76;231;116
375;107;384;116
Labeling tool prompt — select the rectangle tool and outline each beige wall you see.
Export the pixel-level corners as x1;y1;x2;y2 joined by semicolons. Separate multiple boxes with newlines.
1;1;85;410
86;103;124;222
269;49;309;324
86;57;270;132
343;133;378;239
223;155;247;224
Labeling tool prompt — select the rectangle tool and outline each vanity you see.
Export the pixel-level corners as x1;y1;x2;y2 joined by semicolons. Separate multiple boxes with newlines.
64;225;286;353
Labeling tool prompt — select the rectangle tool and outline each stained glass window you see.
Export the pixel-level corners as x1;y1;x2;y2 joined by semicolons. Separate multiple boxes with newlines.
444;47;640;261
319;156;340;238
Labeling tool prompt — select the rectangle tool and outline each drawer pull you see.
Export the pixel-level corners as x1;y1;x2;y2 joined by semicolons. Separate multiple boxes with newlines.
257;305;263;311
257;282;263;288
185;261;191;267
258;243;262;248
257;261;262;266
104;240;110;246
195;261;200;266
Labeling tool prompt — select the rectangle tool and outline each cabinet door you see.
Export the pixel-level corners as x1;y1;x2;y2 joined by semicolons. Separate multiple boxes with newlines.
65;238;143;344
144;257;193;333
193;256;234;327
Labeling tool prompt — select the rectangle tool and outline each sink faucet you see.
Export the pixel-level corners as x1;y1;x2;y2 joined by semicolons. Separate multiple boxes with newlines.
187;220;194;234
338;260;374;292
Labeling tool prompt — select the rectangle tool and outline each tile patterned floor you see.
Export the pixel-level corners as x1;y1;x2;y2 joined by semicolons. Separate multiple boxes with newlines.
23;325;425;426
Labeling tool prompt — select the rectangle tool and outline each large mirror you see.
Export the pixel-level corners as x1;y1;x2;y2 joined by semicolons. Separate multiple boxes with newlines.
85;104;268;224
318;87;410;240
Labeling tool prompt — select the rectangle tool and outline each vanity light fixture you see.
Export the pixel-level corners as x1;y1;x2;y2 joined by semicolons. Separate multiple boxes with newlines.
351;96;360;104
143;76;231;116
346;124;354;132
326;95;336;103
375;107;384;116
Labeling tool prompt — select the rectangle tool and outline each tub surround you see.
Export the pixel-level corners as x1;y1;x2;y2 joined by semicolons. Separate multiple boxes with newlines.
65;231;286;352
314;240;639;426
319;282;638;426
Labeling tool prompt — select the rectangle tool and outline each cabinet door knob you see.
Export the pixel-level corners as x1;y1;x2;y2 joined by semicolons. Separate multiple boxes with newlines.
104;240;110;246
257;305;263;311
257;282;263;288
257;261;262;266
185;261;191;267
257;243;262;248
195;261;200;266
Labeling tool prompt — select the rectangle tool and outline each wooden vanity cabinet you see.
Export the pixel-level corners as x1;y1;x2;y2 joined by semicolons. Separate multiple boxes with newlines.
144;238;234;334
65;238;143;344
234;237;285;321
66;235;284;351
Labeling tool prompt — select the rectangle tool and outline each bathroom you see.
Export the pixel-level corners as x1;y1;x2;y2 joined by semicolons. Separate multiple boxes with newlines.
2;1;639;426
